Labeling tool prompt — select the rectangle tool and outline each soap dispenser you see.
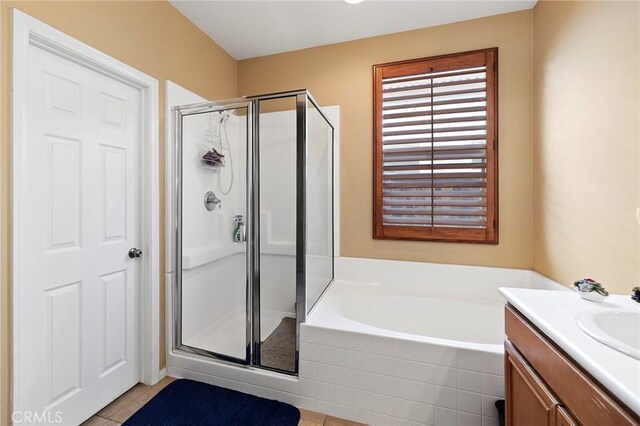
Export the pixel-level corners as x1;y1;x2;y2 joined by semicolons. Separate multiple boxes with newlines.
233;215;245;243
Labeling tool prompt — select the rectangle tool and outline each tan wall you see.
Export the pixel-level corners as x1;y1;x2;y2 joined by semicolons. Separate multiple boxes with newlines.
532;0;640;294
238;10;535;268
0;1;237;422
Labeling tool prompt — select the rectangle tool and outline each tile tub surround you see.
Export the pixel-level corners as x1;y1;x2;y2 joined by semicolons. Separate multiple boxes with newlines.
291;258;566;425
167;329;503;426
298;325;504;426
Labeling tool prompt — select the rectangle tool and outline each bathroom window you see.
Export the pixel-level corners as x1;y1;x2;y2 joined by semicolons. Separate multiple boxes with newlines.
373;48;498;243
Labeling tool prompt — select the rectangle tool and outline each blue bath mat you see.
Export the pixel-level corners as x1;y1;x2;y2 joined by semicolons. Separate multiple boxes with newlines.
123;379;300;426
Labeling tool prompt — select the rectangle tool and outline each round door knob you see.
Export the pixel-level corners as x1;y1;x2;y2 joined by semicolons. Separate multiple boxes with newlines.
128;248;142;258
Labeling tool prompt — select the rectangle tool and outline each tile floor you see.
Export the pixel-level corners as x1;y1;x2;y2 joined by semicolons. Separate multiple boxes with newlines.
82;376;364;426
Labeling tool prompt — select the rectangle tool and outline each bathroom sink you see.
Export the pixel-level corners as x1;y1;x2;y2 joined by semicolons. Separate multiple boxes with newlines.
576;310;640;360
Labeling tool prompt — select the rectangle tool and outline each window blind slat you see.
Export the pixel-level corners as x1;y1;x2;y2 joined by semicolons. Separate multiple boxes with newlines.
382;181;487;189
383;78;486;94
382;96;487;111
383;162;486;172
383;152;487;163
382;135;486;145
382;216;487;226
384;67;487;84
383;143;486;154
383;206;486;216
382;115;486;128
382;105;486;120
383;125;486;137
383;88;486;103
383;198;487;207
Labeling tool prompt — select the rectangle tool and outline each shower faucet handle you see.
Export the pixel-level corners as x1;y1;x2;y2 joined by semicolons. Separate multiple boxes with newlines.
204;191;222;211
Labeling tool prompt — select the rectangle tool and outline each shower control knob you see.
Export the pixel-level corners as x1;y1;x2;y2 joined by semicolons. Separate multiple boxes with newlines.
128;248;143;259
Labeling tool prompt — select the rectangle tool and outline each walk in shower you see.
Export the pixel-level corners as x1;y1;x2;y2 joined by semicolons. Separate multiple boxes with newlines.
172;90;334;375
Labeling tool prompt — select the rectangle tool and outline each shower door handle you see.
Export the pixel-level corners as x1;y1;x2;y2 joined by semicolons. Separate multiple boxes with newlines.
128;248;142;259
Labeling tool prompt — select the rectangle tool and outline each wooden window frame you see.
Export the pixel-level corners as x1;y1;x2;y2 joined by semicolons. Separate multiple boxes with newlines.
373;48;498;244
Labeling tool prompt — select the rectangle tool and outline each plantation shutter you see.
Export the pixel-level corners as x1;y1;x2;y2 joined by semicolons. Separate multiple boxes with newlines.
373;48;498;243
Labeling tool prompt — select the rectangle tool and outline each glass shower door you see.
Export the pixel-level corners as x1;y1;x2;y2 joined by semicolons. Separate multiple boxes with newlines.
255;96;299;373
176;100;252;364
305;99;334;313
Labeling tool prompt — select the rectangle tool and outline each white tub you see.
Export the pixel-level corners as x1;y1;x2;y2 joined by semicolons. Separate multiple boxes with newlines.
309;280;504;352
298;257;566;426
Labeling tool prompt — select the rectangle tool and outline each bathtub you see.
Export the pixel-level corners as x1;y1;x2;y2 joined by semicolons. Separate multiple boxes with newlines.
298;257;566;426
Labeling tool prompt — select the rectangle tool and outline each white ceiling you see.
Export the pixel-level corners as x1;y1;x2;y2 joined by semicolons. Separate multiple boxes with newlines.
170;0;537;60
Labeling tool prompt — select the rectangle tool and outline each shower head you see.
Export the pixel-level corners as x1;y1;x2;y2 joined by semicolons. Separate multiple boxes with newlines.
219;111;230;124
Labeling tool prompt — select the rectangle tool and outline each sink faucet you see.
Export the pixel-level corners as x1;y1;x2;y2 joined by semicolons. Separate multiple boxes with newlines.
632;287;640;303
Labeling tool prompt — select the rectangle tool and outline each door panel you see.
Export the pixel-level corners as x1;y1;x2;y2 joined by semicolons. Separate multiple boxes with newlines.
99;270;128;376
45;282;82;405
19;43;140;425
101;145;128;242
179;102;251;364
46;134;82;250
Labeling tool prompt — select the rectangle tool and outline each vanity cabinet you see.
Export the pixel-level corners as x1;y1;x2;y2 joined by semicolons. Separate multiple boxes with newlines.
504;304;639;426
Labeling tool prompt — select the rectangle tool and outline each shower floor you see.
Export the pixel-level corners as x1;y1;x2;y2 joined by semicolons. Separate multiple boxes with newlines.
260;317;296;372
184;307;294;361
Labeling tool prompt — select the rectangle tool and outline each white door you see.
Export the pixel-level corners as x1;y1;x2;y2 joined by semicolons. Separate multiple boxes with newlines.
17;42;140;425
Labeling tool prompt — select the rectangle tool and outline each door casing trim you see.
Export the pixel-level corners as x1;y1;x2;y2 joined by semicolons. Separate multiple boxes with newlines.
11;8;161;413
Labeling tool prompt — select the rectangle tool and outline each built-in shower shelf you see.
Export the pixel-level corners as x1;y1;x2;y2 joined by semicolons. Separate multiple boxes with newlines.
182;242;297;271
183;244;243;270
262;242;295;256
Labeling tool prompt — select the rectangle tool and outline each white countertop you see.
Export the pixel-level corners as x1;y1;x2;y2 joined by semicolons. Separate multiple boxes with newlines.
499;288;640;416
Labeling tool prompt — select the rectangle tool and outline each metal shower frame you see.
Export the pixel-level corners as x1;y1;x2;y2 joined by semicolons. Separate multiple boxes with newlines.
171;89;335;376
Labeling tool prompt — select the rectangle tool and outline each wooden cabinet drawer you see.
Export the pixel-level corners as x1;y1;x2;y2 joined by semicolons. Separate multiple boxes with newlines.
505;304;639;426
